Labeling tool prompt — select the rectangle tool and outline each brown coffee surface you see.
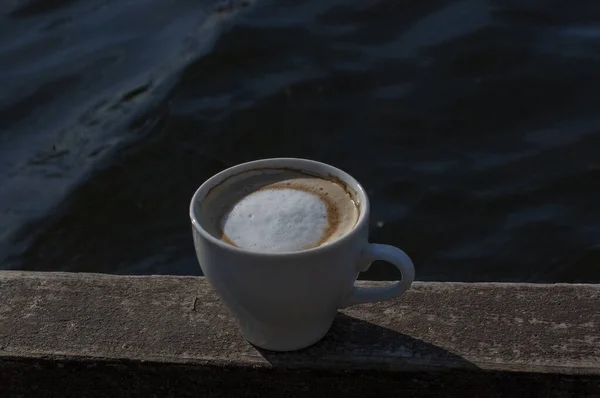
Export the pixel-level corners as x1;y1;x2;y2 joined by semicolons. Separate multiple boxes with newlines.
199;169;359;253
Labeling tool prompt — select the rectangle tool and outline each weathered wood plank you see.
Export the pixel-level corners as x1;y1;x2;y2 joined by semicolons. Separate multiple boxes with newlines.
0;272;599;396
1;271;598;374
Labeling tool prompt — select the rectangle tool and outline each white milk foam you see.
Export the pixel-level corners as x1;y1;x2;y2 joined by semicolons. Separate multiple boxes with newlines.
199;169;359;253
221;188;329;253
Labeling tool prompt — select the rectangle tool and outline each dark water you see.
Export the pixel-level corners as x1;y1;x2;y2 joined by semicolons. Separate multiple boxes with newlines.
2;0;600;282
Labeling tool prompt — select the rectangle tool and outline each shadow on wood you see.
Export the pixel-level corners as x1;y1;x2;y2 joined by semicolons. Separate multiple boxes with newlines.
256;313;479;373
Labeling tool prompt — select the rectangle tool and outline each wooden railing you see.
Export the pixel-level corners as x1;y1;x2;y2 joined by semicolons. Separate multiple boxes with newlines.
1;272;599;396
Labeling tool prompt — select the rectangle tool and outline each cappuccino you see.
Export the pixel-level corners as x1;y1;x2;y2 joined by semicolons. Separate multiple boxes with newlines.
199;169;359;253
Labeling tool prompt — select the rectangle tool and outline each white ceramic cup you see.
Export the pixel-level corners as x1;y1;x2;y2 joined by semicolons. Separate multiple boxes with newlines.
190;158;415;351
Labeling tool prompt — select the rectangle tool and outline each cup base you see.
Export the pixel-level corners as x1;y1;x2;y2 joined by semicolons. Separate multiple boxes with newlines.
246;326;331;352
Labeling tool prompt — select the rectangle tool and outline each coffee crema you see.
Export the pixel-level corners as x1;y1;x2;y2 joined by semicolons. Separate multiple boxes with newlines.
199;169;359;253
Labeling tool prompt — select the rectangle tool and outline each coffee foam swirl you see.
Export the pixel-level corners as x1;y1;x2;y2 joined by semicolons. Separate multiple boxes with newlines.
219;177;356;253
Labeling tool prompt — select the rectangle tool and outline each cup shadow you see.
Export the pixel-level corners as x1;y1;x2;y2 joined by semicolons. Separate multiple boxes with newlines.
255;313;477;372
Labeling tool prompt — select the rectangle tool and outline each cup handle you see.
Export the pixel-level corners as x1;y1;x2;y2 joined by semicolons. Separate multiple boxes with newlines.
340;243;415;308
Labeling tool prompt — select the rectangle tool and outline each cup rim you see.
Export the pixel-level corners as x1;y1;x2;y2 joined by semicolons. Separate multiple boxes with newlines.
189;157;369;257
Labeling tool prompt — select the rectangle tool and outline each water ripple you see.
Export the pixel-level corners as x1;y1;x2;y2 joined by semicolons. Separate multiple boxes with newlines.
1;0;600;283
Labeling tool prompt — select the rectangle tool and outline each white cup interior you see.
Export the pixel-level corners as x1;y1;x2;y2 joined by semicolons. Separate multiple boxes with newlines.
189;158;369;256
